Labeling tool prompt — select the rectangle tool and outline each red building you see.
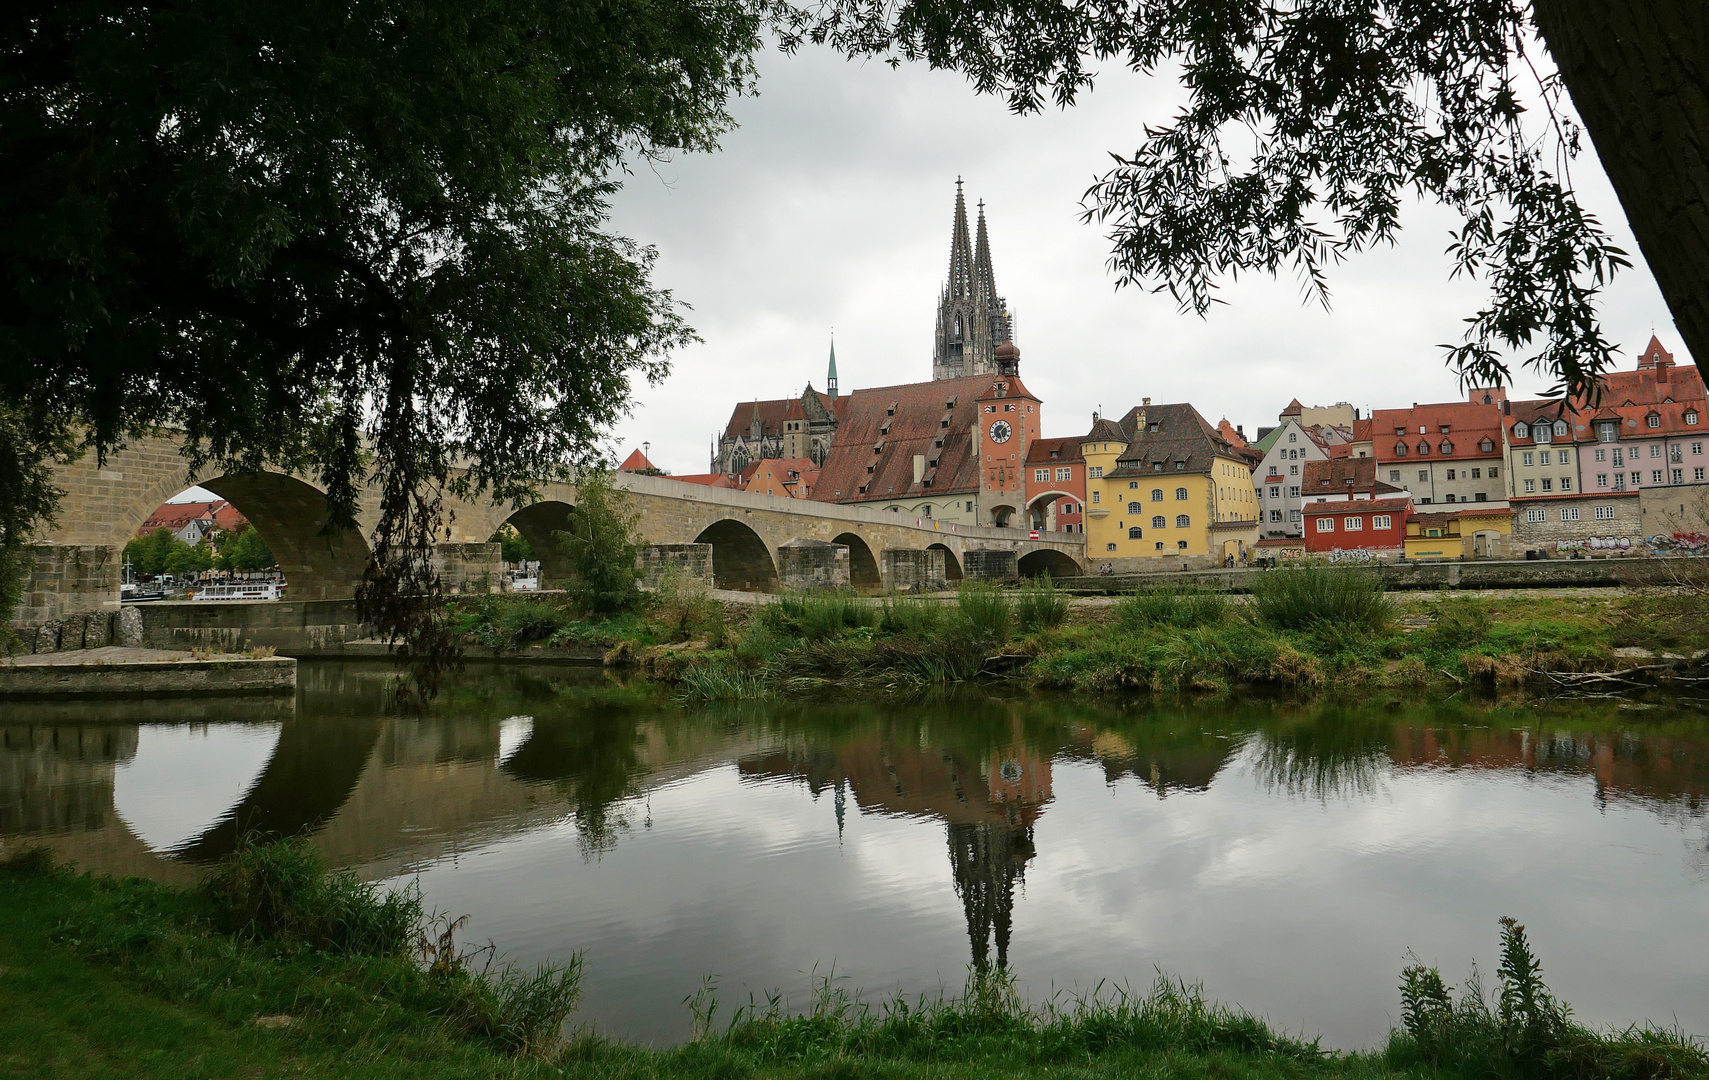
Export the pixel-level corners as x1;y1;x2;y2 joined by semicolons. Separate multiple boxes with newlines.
1023;436;1086;533
1302;496;1411;554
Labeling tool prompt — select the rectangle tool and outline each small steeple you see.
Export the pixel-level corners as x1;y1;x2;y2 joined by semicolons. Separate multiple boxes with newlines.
827;331;839;400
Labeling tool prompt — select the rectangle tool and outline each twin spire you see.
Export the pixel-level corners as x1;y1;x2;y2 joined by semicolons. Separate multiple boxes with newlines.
933;178;1012;381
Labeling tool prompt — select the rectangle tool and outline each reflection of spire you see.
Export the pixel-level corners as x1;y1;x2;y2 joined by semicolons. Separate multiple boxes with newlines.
834;777;846;845
947;821;1032;973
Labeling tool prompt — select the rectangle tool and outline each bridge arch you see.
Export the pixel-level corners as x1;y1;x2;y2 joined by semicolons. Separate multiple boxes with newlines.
832;532;881;588
1018;548;1081;579
499;500;576;590
1026;490;1075;530
928;542;963;581
694;519;779;592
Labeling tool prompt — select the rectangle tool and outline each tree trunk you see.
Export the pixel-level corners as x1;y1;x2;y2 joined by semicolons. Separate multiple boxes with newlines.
1531;0;1709;373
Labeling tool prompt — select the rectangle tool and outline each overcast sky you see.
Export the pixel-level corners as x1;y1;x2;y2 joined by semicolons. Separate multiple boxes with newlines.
601;42;1678;477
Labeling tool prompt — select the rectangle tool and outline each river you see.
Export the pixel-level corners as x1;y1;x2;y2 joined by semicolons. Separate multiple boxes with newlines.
3;661;1707;1049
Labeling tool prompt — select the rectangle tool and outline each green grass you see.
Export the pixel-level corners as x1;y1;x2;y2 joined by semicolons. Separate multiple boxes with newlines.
1247;566;1395;633
1015;575;1069;633
1115;585;1230;631
4;850;1702;1080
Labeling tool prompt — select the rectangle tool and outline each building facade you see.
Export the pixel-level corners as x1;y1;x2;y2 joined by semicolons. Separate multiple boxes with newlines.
1080;401;1260;568
1403;506;1514;560
1252;417;1333;537
1302;496;1411;555
1511;492;1643;556
1364;391;1509;506
1023;436;1085;533
1570;337;1707;498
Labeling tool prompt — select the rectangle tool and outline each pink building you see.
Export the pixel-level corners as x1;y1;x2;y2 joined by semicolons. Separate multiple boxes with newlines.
1571;337;1707;496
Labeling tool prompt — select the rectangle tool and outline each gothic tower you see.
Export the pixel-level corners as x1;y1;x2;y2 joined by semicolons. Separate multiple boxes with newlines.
932;180;1013;381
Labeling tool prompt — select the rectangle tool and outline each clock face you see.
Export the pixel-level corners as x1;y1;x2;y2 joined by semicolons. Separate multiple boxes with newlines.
989;420;1012;444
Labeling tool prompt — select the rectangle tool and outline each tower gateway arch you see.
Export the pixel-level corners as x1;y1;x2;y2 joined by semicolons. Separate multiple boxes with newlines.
933;180;1015;381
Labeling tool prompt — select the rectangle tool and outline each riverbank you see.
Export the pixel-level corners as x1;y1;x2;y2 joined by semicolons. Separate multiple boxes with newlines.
450;570;1708;700
4;846;1703;1080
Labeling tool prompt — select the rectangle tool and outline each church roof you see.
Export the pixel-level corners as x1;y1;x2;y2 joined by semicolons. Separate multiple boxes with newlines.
720;389;838;442
813;373;1000;502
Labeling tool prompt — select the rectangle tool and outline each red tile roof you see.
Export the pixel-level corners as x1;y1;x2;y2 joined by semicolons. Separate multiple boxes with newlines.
138;500;249;536
1025;436;1085;464
669;473;739;489
740;457;821;497
1303;496;1413;515
814;374;1021;503
618;449;656;472
1370;402;1505;464
1300;457;1404;498
722;390;838;441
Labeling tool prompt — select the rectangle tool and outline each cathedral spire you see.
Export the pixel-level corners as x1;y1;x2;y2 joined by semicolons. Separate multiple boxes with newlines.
947;177;975;302
974;199;996;304
827;332;839;400
933;181;1012;380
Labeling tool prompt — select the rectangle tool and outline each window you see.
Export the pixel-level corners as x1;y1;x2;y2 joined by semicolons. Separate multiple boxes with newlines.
1698;468;1707;481
1541;451;1553;465
1471;468;1482;479
1651;444;1663;458
1127;501;1143;514
1439;440;1454;454
966;501;974;512
1394;443;1407;457
1596;421;1619;442
1106;543;1117;552
1595;505;1615;520
1561;477;1573;491
1373;515;1392;529
1418;470;1429;481
1649;413;1663;428
1128;526;1143;539
1175;487;1189;500
1177;540;1188;550
1316;518;1335;532
1389;470;1401;481
1479;438;1494;453
1534;425;1552;444
1128;480;1139;489
1446;469;1456;480
1091;491;1100;504
1687;410;1700;426
1541;478;1553;491
1345;516;1364;531
1697;443;1706;454
1673;469;1685;484
1058;468;1073;481
1155;541;1164;550
1524;479;1536;493
1561;507;1580;521
1290;464;1299;475
1526;508;1547;523
1555;421;1569;437
1034;468;1049;482
1653;470;1665;483
1418;442;1431;456
1289;485;1301;497
1595;449;1606;461
1088;466;1104;478
1151;515;1166;529
1175;514;1191;528
1522;451;1534;466
1290;509;1301;522
1269;509;1282;522
1176;461;1186;471
1631;472;1642;485
1489;467;1499;478
1288;432;1297;442
1152;488;1164;501
1446;493;1458;503
1613;448;1625;466
1475;492;1487;501
1268;485;1280;498
1515;422;1529;439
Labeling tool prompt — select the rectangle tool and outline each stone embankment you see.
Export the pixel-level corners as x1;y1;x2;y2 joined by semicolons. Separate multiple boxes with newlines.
0;646;296;697
1055;556;1684;594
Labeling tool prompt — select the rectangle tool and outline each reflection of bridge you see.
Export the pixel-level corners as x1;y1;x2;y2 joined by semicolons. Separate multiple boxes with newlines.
20;434;1085;626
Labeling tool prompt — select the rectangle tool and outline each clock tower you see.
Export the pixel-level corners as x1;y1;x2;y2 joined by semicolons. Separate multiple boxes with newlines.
973;345;1038;528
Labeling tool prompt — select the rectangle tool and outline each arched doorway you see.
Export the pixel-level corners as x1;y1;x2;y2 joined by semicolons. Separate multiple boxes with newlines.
831;532;881;588
988;504;1018;528
1026;492;1071;531
693;519;779;592
1017;549;1081;579
500;500;576;590
928;543;963;581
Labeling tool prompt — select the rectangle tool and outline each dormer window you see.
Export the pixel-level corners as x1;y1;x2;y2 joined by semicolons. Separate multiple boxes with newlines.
1553;420;1569;437
1479;438;1494;453
1149;423;1160;433
1439;440;1453;454
1439;425;1451;434
1417;442;1430;456
1394;443;1408;457
1514;422;1529;439
1687;410;1700;426
1648;412;1662;428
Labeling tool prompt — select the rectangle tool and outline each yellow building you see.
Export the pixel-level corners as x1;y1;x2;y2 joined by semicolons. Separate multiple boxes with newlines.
1403;507;1514;560
1080;402;1261;569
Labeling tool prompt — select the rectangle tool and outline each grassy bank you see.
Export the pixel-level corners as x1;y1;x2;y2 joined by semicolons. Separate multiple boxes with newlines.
3;845;1703;1080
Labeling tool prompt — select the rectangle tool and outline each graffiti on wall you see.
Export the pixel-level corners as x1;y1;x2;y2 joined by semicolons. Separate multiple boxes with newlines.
1553;536;1637;553
1648;532;1709;554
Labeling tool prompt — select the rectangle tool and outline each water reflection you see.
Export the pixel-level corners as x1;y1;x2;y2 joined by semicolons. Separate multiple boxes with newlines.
2;668;1708;1045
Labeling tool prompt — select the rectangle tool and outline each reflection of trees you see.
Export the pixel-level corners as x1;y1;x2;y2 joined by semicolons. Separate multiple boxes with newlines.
1248;706;1396;801
502;708;645;860
948;821;1032;973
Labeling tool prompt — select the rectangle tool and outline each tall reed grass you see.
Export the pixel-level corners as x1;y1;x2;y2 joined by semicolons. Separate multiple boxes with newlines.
957;581;1013;644
1115;585;1229;631
1247;565;1393;633
1015;575;1069;633
757;592;878;641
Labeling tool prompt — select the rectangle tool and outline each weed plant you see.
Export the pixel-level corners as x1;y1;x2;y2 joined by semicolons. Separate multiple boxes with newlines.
757;591;878;641
1392;917;1708;1079
201;835;420;956
1015;575;1069;633
674;667;771;701
1427;594;1493;649
1249;566;1394;633
879;594;945;637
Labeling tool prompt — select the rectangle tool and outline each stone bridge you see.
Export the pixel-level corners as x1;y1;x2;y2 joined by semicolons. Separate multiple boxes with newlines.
17;434;1085;627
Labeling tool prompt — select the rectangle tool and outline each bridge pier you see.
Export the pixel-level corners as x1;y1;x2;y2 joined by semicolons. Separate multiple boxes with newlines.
963;549;1019;581
882;548;947;592
16;544;119;628
433;542;503;595
777;539;850;591
637;544;713;588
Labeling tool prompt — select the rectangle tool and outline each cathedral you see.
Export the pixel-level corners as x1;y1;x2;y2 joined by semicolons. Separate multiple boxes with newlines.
932;180;1016;381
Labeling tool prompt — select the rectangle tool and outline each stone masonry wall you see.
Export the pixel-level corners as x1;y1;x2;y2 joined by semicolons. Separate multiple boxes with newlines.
776;540;850;591
637;544;713;588
16;545;120;628
1513;495;1644;555
882;548;946;591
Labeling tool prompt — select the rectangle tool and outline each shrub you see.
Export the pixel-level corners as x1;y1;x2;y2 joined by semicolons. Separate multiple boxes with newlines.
1116;585;1228;631
201;836;419;956
556;468;642;615
878;594;945;637
1015;575;1069;633
757;591;876;641
648;564;725;644
956;581;1013;645
1247;565;1393;633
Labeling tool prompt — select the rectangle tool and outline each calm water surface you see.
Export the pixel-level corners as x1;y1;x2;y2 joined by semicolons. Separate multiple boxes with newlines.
4;662;1708;1049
